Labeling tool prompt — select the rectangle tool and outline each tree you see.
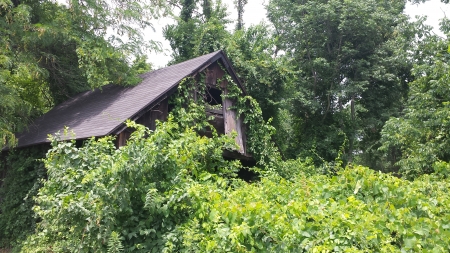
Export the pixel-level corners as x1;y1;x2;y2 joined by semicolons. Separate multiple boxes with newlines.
164;0;231;63
0;0;162;147
380;19;450;177
234;0;248;30
266;0;414;164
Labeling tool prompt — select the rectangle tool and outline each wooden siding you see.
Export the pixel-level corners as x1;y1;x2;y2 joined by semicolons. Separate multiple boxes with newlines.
209;64;245;154
116;98;169;148
222;85;245;154
149;98;169;130
116;130;131;148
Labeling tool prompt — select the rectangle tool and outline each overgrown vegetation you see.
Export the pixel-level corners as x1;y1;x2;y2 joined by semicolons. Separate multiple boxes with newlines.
3;0;450;251
17;77;277;251
13;124;450;252
0;146;46;247
11;90;450;252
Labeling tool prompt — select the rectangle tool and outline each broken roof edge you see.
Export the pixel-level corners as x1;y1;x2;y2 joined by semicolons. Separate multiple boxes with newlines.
195;50;247;95
217;50;247;95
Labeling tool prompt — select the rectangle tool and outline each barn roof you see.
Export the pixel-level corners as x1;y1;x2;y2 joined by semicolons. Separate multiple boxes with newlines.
12;50;244;149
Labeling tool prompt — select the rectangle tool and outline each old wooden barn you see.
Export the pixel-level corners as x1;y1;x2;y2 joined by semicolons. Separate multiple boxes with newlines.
9;51;251;161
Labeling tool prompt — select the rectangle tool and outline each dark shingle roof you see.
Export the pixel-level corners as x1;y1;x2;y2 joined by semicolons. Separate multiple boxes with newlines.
14;50;243;148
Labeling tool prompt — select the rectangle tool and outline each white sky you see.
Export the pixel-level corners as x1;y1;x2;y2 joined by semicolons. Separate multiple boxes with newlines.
405;0;449;35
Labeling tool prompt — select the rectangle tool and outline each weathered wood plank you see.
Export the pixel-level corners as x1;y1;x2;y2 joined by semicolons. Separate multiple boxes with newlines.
116;130;131;148
117;98;169;147
149;98;168;130
221;79;245;154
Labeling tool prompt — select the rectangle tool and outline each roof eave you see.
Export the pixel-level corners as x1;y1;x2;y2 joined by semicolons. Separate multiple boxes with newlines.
217;50;247;95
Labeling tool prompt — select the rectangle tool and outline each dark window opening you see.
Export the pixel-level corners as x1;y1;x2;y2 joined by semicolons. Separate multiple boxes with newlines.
168;101;175;113
205;87;222;106
203;86;224;137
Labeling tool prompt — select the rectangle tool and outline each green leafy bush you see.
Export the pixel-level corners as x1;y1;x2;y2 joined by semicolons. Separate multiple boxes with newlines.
20;136;450;252
19;116;241;252
151;166;450;252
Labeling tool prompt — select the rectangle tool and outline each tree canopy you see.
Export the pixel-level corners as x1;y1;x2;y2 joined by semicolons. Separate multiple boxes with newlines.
380;20;450;178
0;0;160;147
265;0;415;165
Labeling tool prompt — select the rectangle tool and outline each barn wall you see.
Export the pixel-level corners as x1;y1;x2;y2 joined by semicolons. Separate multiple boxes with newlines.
208;63;246;154
116;98;169;148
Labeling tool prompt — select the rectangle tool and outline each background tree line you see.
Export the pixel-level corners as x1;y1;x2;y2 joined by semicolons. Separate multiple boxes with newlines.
163;0;450;178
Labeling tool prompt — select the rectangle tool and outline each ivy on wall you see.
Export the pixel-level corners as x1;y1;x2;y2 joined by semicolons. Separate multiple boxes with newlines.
170;70;281;168
0;146;47;248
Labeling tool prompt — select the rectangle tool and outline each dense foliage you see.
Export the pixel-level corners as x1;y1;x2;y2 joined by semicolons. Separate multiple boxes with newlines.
17;128;450;252
380;22;450;178
12;96;450;252
18;86;246;252
0;0;159;147
19;119;239;252
266;0;414;164
149;166;450;252
3;0;450;251
0;146;47;247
